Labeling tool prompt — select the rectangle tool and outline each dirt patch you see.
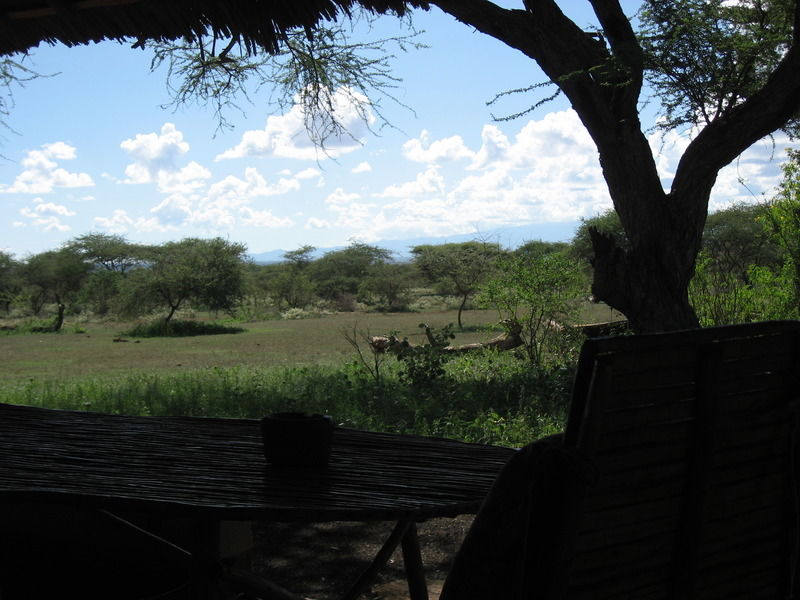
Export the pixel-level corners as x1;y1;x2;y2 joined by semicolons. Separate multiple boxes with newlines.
244;515;474;599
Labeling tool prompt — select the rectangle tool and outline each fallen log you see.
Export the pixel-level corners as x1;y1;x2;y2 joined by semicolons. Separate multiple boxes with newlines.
442;319;523;353
369;320;524;355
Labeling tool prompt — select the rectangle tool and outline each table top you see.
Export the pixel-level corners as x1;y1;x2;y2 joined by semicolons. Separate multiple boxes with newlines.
0;403;516;522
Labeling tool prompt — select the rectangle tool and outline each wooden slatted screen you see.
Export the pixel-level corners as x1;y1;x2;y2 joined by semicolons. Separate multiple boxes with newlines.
557;321;800;600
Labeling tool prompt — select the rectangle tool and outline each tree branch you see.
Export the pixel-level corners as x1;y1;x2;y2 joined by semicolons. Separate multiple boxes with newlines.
673;0;800;198
587;0;643;109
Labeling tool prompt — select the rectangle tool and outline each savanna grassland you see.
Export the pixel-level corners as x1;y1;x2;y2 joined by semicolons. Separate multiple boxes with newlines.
0;306;621;447
0;310;501;381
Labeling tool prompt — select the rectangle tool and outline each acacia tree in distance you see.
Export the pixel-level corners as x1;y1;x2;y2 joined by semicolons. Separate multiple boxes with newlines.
117;237;248;324
65;232;145;274
20;248;91;331
0;251;21;314
411;241;502;329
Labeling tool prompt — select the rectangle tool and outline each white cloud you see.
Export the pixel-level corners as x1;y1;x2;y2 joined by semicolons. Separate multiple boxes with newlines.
206;168;301;209
216;88;375;161
648;127;795;211
305;217;331;229
93;208;179;234
709;135;795;211
468;125;512;170
0;143;94;194
334;110;613;242
156;161;212;194
93;206;183;234
329;201;377;230
134;216;179;233
150;193;195;226
41;142;77;160
403;130;474;163
93;209;135;233
120;123;191;184
18;198;76;231
114;167;302;232
352;161;372;174
295;168;322;180
239;207;295;228
376;167;446;198
326;187;362;205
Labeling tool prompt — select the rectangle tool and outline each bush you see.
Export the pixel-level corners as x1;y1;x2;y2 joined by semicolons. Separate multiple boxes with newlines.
121;319;245;337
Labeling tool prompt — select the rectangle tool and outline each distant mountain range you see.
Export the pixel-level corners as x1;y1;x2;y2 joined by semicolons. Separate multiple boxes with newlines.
249;221;581;264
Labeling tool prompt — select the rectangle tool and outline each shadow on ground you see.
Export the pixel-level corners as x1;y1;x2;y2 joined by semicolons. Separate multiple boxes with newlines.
245;516;473;599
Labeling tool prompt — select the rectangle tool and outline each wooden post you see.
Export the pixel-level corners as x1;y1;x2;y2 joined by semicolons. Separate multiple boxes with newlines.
401;521;429;600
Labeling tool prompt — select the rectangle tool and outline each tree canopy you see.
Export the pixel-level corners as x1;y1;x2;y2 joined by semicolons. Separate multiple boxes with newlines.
21;248;91;331
411;241;502;328
117;237;248;323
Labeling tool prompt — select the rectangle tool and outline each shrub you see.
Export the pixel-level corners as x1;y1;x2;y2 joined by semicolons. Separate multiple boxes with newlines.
121;318;245;337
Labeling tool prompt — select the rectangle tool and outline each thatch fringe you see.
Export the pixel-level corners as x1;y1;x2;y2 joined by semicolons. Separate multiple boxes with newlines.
0;0;430;57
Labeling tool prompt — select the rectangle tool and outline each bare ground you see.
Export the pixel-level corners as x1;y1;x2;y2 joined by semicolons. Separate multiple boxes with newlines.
243;515;475;600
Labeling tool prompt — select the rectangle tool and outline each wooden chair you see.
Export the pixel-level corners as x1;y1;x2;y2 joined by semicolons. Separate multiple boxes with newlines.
442;320;800;600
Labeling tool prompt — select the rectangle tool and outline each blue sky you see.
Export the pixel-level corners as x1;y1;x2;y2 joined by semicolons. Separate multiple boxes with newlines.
1;2;796;259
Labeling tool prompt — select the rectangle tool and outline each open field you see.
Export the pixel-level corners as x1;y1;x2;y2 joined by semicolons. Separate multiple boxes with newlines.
0;304;615;450
0;303;623;384
0;310;505;383
0;303;622;384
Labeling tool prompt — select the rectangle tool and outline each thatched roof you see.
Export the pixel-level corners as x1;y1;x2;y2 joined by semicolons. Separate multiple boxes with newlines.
0;0;428;57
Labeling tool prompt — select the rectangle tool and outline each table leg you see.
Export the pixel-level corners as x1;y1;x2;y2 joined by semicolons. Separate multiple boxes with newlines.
187;520;225;600
401;522;429;600
342;520;411;600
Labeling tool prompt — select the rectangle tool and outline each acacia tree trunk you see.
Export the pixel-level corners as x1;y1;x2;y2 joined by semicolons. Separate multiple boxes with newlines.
53;302;65;332
427;0;800;332
457;293;468;329
164;302;180;324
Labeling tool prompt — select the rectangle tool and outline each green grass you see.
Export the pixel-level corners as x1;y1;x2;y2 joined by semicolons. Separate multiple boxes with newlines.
0;310;503;382
0;353;571;447
0;305;618;445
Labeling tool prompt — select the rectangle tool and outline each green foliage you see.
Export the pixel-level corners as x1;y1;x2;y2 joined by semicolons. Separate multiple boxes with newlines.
357;261;414;312
341;326;397;388
479;252;587;364
411;241;503;328
255;263;317;310
65;232;146;273
20;248;91;330
513;240;570;260
570;209;629;267
0;250;21;313
308;241;394;303
640;0;799;135
5;347;575;447
689;251;795;326
702;203;783;280
282;245;317;269
12;316;66;334
116;237;248;323
761;148;800;312
77;269;125;316
395;323;456;391
121;318;245;338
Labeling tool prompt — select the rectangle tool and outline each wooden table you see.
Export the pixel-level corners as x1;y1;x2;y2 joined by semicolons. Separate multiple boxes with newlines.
0;403;515;599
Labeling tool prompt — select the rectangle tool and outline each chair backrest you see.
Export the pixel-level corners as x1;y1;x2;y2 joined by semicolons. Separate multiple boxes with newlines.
525;320;800;600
